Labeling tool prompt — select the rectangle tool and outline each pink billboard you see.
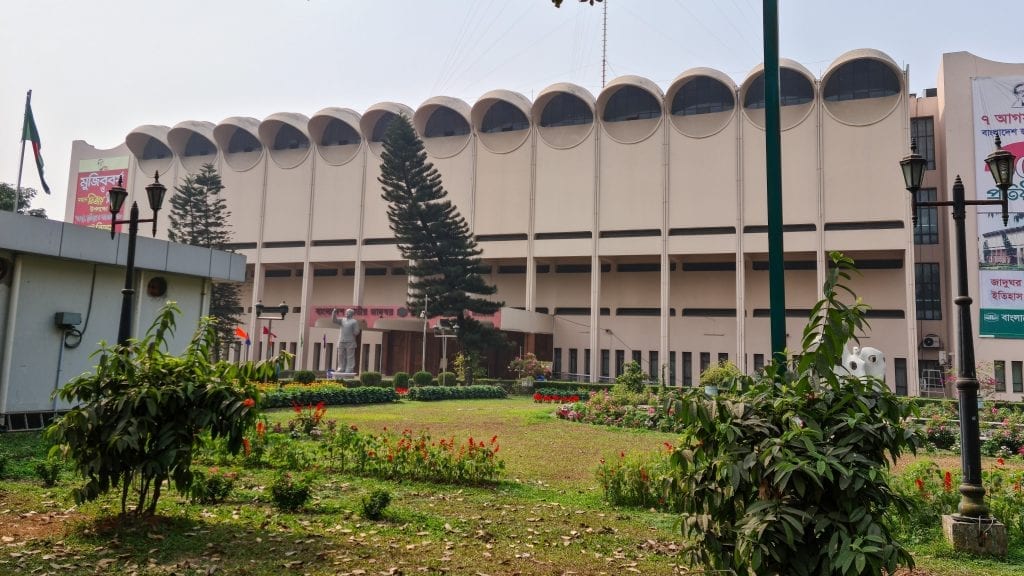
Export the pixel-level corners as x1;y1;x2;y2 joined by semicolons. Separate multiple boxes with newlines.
73;156;128;232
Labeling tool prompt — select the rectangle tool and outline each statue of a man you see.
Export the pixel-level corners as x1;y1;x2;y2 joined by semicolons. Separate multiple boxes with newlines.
332;308;361;373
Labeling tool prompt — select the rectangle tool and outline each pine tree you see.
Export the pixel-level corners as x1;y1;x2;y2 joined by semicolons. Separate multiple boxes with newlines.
167;163;241;358
379;115;507;381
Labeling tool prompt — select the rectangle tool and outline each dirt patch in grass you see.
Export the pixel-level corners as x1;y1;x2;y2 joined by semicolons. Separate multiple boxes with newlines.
0;489;82;542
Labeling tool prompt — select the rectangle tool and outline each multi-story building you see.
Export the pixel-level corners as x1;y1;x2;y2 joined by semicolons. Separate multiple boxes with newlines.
63;49;1024;399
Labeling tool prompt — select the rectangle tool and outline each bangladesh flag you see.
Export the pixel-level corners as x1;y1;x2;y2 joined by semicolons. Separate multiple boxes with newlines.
22;93;51;194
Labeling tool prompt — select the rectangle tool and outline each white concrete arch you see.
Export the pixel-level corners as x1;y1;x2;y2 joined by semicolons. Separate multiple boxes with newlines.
126;125;174;177
597;75;664;144
740;58;817;131
168;121;218;173
259;113;311;169
309;107;363;166
213;117;264;172
471;89;532;154
666;67;738;139
413;96;472;158
360;102;415;157
531;82;596;149
821;49;904;126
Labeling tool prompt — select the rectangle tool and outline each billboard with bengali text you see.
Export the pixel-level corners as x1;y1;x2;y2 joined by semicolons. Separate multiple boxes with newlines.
73;156;129;232
972;77;1024;338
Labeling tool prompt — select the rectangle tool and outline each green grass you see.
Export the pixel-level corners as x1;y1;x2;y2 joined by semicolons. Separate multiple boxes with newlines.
0;396;1021;575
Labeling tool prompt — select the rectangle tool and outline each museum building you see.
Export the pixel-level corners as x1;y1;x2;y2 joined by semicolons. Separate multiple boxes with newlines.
63;50;1024;399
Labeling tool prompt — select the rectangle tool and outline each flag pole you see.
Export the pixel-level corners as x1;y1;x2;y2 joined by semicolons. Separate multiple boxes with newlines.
13;90;31;213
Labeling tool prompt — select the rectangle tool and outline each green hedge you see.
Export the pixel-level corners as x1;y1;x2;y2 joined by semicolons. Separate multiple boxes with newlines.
907;397;1024;413
263;385;398;408
535;387;590;401
532;381;615;394
406;385;507;401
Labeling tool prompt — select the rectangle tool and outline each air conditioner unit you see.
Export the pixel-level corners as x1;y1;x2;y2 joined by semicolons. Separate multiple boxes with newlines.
921;334;941;349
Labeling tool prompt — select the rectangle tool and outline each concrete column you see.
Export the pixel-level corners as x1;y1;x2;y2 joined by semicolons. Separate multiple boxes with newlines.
526;130;538;311
659;117;670;383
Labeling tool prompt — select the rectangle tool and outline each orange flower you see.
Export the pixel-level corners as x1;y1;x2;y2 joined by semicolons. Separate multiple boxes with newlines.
243;398;256;408
996;457;1006;466
256;421;265;436
242;438;251;457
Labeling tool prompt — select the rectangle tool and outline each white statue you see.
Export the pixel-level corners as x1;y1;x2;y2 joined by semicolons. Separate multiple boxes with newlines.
331;308;361;374
836;345;886;382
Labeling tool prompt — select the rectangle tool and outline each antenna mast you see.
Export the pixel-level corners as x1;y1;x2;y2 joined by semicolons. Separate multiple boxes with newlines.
601;0;608;88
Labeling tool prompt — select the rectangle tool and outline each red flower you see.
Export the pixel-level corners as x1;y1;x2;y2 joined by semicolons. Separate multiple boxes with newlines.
533;393;542;402
292;402;302;414
243;398;255;408
997;457;1006;466
619;451;625;458
490;435;498;444
242;438;251;457
350;424;358;431
915;478;924;492
256;421;265;436
493;444;499;454
943;471;952;493
664;442;674;452
640;468;648;483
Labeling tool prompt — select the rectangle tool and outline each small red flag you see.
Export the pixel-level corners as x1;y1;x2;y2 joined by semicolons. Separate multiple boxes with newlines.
262;326;277;338
235;326;249;340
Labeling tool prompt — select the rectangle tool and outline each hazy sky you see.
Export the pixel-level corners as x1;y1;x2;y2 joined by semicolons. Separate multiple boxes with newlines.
2;0;1020;219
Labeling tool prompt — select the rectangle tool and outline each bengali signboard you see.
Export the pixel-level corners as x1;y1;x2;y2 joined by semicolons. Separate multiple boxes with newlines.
308;304;501;330
972;77;1024;338
74;156;129;232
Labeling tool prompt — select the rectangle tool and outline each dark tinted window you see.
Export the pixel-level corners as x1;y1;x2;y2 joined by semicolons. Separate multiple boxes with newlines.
481;101;530;133
320;119;361;146
914;188;938;244
540;93;593;127
371;112;398;142
142;138;171;160
424;107;470;137
915;262;942;320
183;133;215;157
744;69;814;109
672;76;735;116
911;117;936;170
823;59;899;102
272;124;309;151
227;129;260;153
602;86;661;122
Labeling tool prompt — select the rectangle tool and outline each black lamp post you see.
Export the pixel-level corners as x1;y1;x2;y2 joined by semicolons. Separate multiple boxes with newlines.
108;172;167;346
254;300;288;360
900;136;1015;518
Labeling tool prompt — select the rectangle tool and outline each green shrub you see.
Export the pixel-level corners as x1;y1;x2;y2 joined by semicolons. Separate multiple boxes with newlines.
437;371;457;386
597;449;680;511
615;361;647;393
292;370;316;384
359;371;383;387
698;360;742;391
412;371;434;387
45;302;278;517
393;372;410;389
263;385;397;408
270;472;312;512
361;488;392;520
33;459;61;487
666;253;920;576
0;453;7;479
189;467;236;504
407;385;506;401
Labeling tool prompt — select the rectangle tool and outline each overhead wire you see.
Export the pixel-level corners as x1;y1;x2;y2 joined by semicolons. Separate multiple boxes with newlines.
439;0;511;93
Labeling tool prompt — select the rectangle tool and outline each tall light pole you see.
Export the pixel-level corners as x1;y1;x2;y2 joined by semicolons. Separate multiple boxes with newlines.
420;292;429;372
107;173;167;346
900;136;1015;519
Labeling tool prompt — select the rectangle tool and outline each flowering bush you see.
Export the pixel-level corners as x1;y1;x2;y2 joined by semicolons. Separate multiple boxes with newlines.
555;389;682;432
923;415;959;451
533;389;584;403
509;353;551;380
289;401;327;436
596;444;680;511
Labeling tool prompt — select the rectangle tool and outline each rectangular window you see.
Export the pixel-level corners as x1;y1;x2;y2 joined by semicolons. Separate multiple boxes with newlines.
754;353;765;372
911;117;935;170
700;352;711;375
669;352;677;386
894;358;908;396
361;343;370;372
569;348;579;378
718;352;729;365
375;344;382;372
915;263;942;320
995;360;1006;392
585;349;591;379
649;351;659;380
553;348;563;379
632;350;642;365
600;349;610;379
615;350;625;376
914;188;939;244
683;352;693;386
1012;361;1023;394
325;343;334;369
313;343;321;371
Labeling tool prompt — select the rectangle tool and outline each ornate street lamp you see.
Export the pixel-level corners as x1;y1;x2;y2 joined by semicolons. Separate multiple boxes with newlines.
108;172;167;346
899;136;1014;519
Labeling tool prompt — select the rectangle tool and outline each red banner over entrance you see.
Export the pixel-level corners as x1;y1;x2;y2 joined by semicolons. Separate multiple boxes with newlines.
73;157;128;232
308;305;500;329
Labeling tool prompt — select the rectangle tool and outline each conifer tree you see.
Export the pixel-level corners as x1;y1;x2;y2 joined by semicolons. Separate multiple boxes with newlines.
167;163;241;358
380;115;506;381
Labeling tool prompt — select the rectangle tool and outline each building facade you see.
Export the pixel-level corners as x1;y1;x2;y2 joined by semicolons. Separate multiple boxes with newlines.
63;49;1024;399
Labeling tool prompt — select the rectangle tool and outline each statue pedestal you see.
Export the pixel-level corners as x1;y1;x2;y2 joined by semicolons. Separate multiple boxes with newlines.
327;371;357;381
942;514;1007;556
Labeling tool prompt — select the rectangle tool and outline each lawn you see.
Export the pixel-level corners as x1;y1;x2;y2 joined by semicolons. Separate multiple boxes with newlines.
0;396;1021;575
